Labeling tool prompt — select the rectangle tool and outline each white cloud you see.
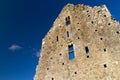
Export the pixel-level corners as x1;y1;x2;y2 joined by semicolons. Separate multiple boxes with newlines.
35;50;41;57
8;44;22;52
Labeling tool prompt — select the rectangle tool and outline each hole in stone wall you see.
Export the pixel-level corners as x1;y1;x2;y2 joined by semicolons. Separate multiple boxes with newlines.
62;63;64;65
85;46;89;54
56;36;58;42
87;55;89;58
87;10;89;12
104;64;107;68
116;31;119;34
50;57;53;59
88;15;90;17
61;44;63;47
59;53;62;56
78;37;80;39
108;23;111;25
104;15;106;17
91;21;94;24
95;29;97;32
74;72;77;74
52;77;54;80
47;68;49;70
100;38;103;40
104;49;106;52
78;29;80;31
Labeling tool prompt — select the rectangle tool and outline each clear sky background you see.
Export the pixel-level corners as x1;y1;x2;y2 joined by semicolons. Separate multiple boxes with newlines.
0;0;120;80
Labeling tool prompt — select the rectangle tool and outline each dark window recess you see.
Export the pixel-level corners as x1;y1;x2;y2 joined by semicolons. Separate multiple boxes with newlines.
104;64;107;68
104;49;106;52
108;23;111;25
87;55;89;58
67;31;70;37
85;46;89;54
88;15;90;17
59;53;62;56
95;29;97;32
56;36;58;41
47;68;49;70
116;31;119;34
91;21;94;24
52;78;54;80
75;72;77;74
104;15;106;17
68;44;75;60
62;63;64;65
100;38;103;40
66;16;71;26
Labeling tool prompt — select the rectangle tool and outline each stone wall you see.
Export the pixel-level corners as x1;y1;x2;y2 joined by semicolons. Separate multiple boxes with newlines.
34;4;120;80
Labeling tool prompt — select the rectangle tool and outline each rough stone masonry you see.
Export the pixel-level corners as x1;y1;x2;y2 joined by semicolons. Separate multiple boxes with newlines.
34;4;120;80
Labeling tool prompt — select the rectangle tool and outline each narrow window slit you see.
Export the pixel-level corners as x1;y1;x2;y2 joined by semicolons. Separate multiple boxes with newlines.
62;63;64;65
52;78;54;80
85;46;89;54
100;38;103;40
67;31;70;37
56;36;58;41
68;44;75;60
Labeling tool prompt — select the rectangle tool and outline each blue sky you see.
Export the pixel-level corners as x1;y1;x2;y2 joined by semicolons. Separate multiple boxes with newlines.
0;0;120;80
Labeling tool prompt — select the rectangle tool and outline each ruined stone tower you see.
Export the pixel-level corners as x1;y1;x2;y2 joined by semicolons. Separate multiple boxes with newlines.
34;4;120;80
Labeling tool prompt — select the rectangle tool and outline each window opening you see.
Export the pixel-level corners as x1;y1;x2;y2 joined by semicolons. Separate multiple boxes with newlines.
56;36;58;41
67;31;70;37
68;44;75;60
104;49;106;52
52;78;54;80
74;72;77;74
85;46;89;54
66;16;71;26
104;64;107;68
62;63;64;65
116;31;119;34
87;55;89;58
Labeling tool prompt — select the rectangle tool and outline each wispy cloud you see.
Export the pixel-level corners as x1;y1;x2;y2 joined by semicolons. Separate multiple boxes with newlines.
8;44;22;52
34;50;41;57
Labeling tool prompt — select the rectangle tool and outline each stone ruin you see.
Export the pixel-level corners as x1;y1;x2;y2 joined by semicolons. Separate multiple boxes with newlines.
34;4;120;80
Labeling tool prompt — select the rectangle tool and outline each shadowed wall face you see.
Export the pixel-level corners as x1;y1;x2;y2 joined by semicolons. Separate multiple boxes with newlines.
34;4;120;80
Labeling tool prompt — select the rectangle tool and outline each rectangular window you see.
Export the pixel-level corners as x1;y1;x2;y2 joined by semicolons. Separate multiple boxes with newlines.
67;31;70;37
68;44;75;60
85;46;89;54
56;36;58;41
66;16;71;26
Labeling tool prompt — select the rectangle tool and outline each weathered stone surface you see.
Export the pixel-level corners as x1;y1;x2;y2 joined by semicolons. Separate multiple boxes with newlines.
34;4;120;80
